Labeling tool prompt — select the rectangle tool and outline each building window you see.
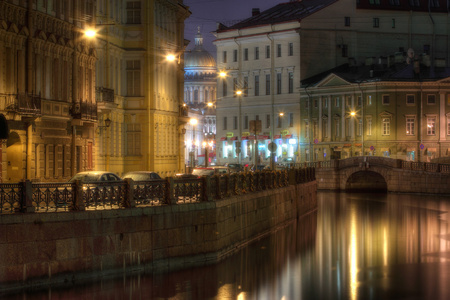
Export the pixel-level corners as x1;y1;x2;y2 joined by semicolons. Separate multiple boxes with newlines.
222;80;227;97
427;94;436;105
345;17;350;26
447;118;450;135
382;118;390;135
233;49;238;62
314;98;318;108
289;112;294;127
254;75;260;96
223;117;227;130
288;72;294;94
406;117;415;135
244;115;249;129
345;97;351;107
357;96;362;107
233;116;238;130
126;1;141;24
382;95;390;105
233;78;238;96
193;90;199;104
244;48;248;61
277;44;281;57
276;73;282;94
305;121;309;138
305;100;309;109
323;119;328;138
342;45;348;57
335;97;340;107
266;45;270;58
392;18;396;28
367;95;372;105
265;74;270;95
127;124;141;156
367;117;372;136
323;98;328;108
277;115;282;128
223;51;227;63
255;47;259;60
243;76;248;97
373;18;379;28
406;94;415;105
266;114;270;129
288;43;293;56
313;121;318;139
427;117;436;135
334;119;340;138
126;60;141;96
357;119;362;136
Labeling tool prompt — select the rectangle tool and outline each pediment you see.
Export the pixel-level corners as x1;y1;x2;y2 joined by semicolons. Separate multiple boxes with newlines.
379;110;393;118
436;77;450;84
0;21;7;30
8;23;19;34
19;26;29;37
315;73;351;88
48;34;57;43
36;30;47;40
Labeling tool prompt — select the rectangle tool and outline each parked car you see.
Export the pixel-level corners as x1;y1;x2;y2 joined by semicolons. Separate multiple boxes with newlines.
68;171;122;183
225;163;243;173
174;173;198;179
122;171;162;181
192;166;230;177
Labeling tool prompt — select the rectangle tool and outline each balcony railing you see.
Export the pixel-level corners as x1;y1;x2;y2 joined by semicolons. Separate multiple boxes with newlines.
95;87;115;103
70;101;98;121
1;93;41;116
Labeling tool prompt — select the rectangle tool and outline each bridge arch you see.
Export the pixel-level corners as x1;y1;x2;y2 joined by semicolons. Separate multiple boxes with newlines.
343;170;388;192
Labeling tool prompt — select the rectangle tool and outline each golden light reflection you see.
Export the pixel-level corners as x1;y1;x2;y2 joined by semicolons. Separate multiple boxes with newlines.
349;206;357;300
383;226;388;266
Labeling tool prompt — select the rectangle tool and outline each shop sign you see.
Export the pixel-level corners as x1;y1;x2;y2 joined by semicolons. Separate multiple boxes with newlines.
274;135;281;139
242;132;250;136
248;136;256;140
258;135;269;140
242;136;248;140
284;134;292;139
231;136;238;141
226;132;234;138
220;137;227;141
281;130;289;135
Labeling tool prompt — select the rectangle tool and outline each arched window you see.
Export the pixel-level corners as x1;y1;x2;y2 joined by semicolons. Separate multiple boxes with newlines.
194;89;199;104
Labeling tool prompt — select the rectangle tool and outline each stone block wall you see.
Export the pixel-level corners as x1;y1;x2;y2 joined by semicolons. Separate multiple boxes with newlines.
0;181;316;293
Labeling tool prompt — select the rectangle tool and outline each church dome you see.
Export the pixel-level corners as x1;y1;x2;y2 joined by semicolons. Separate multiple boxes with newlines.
184;28;216;68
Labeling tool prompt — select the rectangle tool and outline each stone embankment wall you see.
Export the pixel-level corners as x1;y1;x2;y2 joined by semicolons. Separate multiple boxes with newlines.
0;181;316;293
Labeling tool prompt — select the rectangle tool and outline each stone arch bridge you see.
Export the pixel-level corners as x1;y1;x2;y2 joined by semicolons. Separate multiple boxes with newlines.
307;156;450;193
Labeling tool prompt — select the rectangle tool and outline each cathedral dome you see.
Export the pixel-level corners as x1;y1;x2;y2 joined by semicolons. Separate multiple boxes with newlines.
184;28;216;68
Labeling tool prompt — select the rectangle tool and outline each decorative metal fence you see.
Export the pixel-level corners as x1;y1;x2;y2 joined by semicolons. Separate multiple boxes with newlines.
0;168;316;214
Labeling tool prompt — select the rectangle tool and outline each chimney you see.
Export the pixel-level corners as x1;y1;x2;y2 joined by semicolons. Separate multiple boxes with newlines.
252;8;260;16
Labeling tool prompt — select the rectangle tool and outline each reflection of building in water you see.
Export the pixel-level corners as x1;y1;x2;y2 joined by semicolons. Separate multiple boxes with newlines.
315;193;450;300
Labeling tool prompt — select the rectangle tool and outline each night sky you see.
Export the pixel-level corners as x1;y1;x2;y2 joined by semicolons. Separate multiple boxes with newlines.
184;0;282;59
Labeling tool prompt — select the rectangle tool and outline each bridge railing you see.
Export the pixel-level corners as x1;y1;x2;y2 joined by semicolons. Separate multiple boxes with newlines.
0;168;315;214
310;156;450;174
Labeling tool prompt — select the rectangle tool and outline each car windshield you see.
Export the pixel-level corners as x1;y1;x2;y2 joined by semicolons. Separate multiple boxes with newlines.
192;168;214;176
68;173;101;183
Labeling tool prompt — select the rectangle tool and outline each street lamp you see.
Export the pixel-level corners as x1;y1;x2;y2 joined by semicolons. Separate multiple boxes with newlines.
236;90;243;164
350;110;363;156
190;118;198;168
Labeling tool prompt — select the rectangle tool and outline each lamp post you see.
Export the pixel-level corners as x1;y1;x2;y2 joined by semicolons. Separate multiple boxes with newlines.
236;90;243;165
190;118;198;168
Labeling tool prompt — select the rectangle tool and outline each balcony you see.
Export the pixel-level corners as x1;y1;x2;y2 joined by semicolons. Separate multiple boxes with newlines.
70;101;98;121
95;87;114;103
2;93;41;116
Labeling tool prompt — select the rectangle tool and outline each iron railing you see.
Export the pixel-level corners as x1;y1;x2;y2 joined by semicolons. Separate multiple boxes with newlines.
0;168;316;214
1;93;41;115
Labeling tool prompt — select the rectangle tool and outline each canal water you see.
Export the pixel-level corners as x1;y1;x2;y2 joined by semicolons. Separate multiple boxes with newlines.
4;191;450;300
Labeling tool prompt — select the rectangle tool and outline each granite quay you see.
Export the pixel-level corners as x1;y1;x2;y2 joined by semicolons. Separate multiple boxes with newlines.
0;168;317;294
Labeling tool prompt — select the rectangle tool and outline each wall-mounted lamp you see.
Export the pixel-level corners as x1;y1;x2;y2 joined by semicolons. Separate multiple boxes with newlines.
97;117;111;132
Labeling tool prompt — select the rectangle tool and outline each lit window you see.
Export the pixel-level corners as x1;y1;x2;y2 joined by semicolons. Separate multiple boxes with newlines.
406;117;415;135
427;117;436;135
382;118;390;135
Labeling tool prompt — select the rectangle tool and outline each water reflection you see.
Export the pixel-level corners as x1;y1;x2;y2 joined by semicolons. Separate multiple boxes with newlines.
4;192;450;299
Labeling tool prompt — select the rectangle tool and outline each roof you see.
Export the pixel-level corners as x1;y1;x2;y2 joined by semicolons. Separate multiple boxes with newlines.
301;60;450;88
216;0;337;32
